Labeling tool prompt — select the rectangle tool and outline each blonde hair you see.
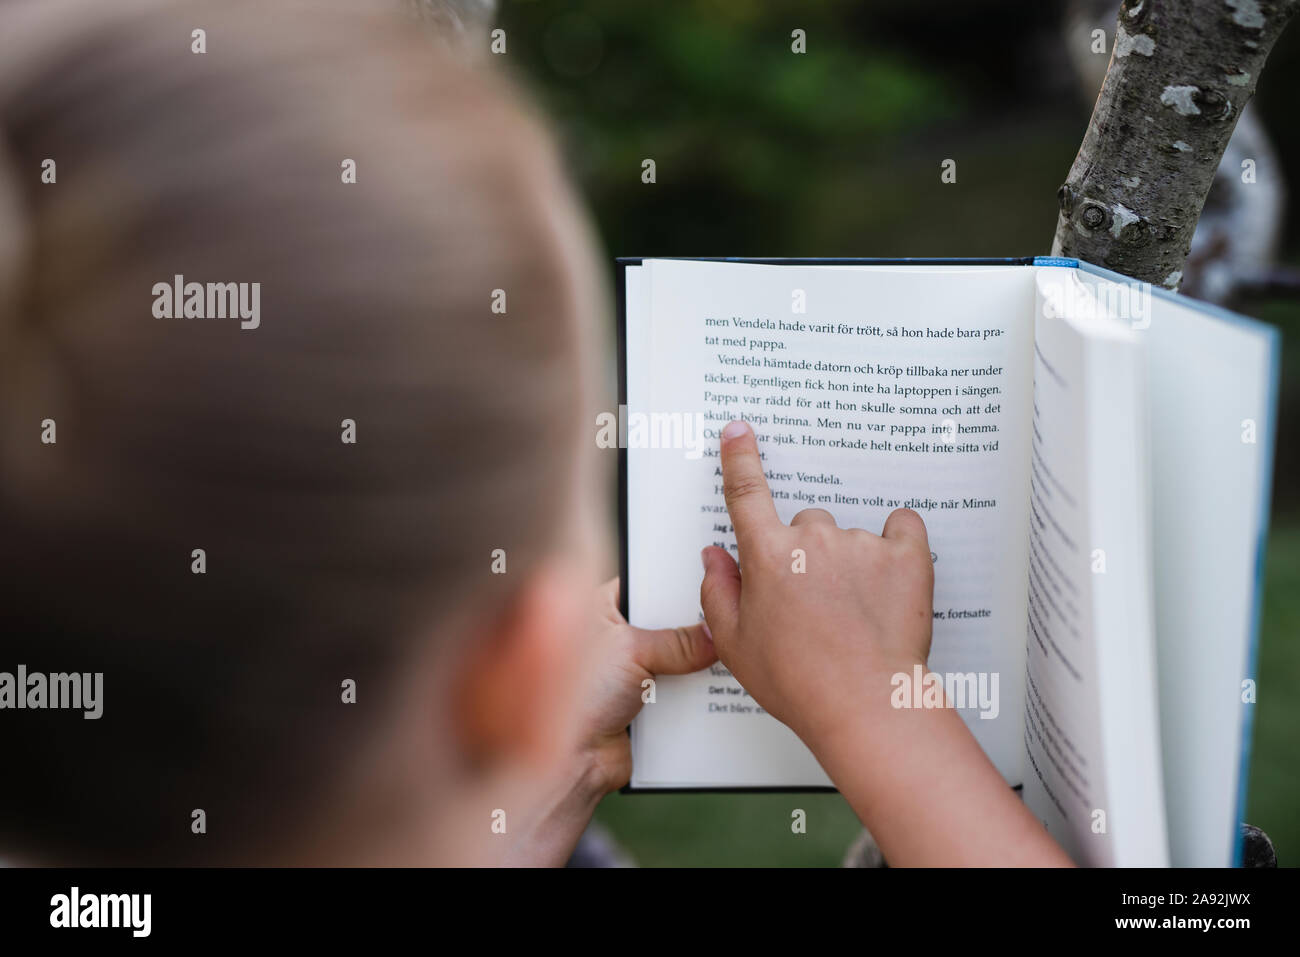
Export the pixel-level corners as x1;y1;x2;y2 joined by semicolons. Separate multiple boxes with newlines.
0;0;603;862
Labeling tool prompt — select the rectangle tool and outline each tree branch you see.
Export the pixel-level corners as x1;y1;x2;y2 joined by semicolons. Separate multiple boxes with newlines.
1052;0;1298;288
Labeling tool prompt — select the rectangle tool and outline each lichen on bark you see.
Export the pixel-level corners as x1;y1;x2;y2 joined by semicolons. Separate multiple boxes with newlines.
1052;0;1298;288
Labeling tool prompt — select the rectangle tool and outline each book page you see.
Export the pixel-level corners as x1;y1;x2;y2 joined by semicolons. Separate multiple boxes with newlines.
1020;268;1167;866
1078;268;1277;867
626;259;1035;788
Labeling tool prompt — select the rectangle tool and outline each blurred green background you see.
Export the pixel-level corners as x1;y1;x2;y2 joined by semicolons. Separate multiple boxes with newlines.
497;0;1300;865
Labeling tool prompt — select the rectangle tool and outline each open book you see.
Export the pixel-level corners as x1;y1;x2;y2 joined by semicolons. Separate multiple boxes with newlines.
619;257;1278;867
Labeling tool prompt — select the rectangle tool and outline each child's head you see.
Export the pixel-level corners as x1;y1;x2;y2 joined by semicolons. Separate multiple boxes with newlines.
0;0;608;864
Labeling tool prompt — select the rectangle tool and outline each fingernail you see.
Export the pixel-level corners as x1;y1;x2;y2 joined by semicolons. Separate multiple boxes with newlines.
722;420;747;440
700;547;710;570
701;620;713;643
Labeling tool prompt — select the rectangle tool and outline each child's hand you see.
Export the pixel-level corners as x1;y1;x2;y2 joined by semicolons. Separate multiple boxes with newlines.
698;419;934;751
573;578;717;793
698;419;1073;866
506;579;714;865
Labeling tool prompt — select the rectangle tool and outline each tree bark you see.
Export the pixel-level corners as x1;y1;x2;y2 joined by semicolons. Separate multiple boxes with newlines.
1052;0;1298;289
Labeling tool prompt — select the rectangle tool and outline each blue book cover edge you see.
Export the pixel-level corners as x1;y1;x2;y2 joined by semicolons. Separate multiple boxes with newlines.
1070;260;1280;867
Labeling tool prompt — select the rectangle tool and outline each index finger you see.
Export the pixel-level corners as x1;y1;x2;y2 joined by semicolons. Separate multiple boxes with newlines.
719;420;780;550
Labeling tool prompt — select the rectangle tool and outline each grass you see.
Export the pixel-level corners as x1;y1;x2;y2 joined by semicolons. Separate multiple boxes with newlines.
595;791;863;867
1245;522;1300;863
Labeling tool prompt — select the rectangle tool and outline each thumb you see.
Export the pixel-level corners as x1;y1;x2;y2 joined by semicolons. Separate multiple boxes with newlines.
630;621;717;676
699;545;741;649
